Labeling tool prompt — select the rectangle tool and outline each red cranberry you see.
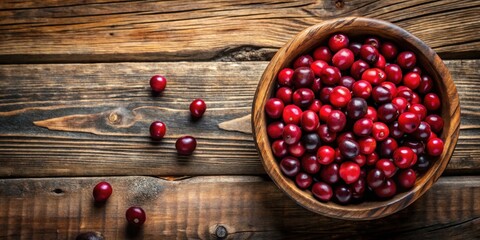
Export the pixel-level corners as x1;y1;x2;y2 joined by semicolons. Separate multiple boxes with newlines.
313;46;332;62
372;122;389;141
384;64;403;84
318;105;333;122
366;152;379;166
359;44;379;64
350;60;370;80
361;68;386;85
367;169;385;189
301;154;321;174
424;93;441;111
293;55;313;69
425;114;444;133
150;75;167;92
391;97;409;114
396;88;413;102
393;147;415;169
317;124;336;143
377;103;399;123
352;80;372;99
288;142;306;157
380;81;397;97
373;54;386;69
271;140;288;158
427;137;444;156
126;206;146;226
379;137;398;158
334;148;344;163
293;67;314;88
312;182;333;201
311;60;329;76
349;42;362;56
300;110;319;132
380;42;398;60
330;86;352;108
283;124;302;145
320;66;341;86
365;106;378;122
320;163;340;184
397;169;416;189
295;172;313;189
275;87;293;104
397;51;416;70
176;136;197;155
358;137;376;155
411;92;421;105
403;140;425;155
389;121;404;139
282;104;302;125
339;76;356;90
408;103;427;121
339;139;360;159
346;97;368;119
302;132;321;153
336;131;355;145
339;161;361;184
403;72;421;90
279;156;300;177
418;74;434;94
398;112;420;133
292;88;315;108
265;98;284;119
354;154;367;167
277;68;294;87
413;121;432;141
332;48;355;70
364;37;380;48
376;159;397;178
150;121;166;140
327;110;347;132
353;118;373;137
317;146;335;165
308;99;322;113
319;86;334;104
351;177;366;199
93;181;113;203
328;33;349;52
374;179;397;198
190;99;207;118
334;185;352;204
411;67;422;74
372;85;393;104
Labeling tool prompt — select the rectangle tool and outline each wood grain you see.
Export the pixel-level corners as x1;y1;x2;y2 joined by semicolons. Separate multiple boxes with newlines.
0;0;479;63
0;61;478;177
0;176;479;239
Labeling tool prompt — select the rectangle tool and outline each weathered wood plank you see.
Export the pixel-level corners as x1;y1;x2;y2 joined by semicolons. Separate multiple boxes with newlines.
0;61;479;177
0;176;479;239
0;0;479;63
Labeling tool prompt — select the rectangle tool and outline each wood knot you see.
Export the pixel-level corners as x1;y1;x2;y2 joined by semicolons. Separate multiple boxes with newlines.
108;112;121;124
215;225;228;239
334;0;344;9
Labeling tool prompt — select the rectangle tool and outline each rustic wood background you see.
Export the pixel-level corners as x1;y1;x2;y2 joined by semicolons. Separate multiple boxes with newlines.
0;0;479;239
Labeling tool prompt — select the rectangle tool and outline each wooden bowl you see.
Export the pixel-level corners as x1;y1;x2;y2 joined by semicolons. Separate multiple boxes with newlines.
252;17;460;220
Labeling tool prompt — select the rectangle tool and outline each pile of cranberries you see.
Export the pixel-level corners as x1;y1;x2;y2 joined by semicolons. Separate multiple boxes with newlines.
265;33;445;204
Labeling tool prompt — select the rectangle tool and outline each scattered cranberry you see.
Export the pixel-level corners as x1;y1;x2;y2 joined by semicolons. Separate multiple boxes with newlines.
277;68;294;87
352;80;372;99
372;122;389;141
282;104;302;125
317;146;335;165
423;93;441;111
293;55;313;69
327;110;347;132
126;206;146;226
350;60;370;80
293;67;315;88
384;64;403;84
339;139;360;159
190;99;207;118
175;136;197;155
301;154;321;174
360;44;379;64
339;161;361;184
418;75;433;94
328;33;349;52
283;124;302;145
353;118;373;137
358;137;377;155
280;156;300;177
425;114;444;133
267;121;285;139
275;87;293;104
334;185;353;204
362;68;386;85
398;112;420;133
149;121;166;140
427;137;444;156
295;172;313;189
374;179;397;198
332;48;355;70
288;142;306;157
376;159;397;178
367;169;385;189
397;51;416;70
302;132;321;152
320;163;340;184
320;66;341;86
330;86;352;108
311;60;329;76
380;42;398;60
403;72;421;90
271;140;287;158
393;147;415;169
317;124;336;143
150;75;167;92
313;46;332;62
293;88;315;108
93;181;112;203
346;97;368;119
397;169;416;189
265;98;284;119
312;182;333;201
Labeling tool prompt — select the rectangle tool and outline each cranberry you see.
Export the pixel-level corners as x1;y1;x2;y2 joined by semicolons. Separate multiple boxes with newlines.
346;97;368;119
339;76;356;90
364;37;380;48
380;81;397;97
391;97;409;114
339;139;360;159
384;64;403;84
403;72;421;90
126;206;146;226
350;60;370;80
328;33;349;52
279;156;300;177
418;74;434;94
411;92;421;104
301;110;320;132
317;146;335;165
293;67;314;88
372;122;389;141
351;178;366;199
334;185;352;204
332;48;355;70
330;86;352;108
271;140;288;158
374;179;397;198
190;99;207;118
282;104;302;125
380;42;398;60
366;152;379;166
403;140;425;155
424;93;441;111
379;137;398;158
149;121;166;140
265;98;284;119
334;148;344;163
397;51;416;70
398;112;420;133
411;66;422;74
389;121;404;139
352;80;372;99
320;66;341;86
377;103;399;123
365;106;378;122
150;75;167;92
295;172;313;189
413;121;432;141
359;44;379;64
427;137;444;156
373;54;386;69
425;114;444;133
336;131;355;146
267;122;285;139
327;110;347;132
393;147;415;169
358;137;377;155
320;163;340;184
311;60;329;77
277;68;294;87
283;124;302;145
376;159;397;178
319;86;334;104
275;87;293;104
318;105;333;122
395;169;416;190
361;68;386;85
396;88;413;102
415;155;430;173
292;88;315;108
408;103;427;121
349;42;362;56
175;136;197;155
317;124;336;143
288;142;306;157
312;182;333;201
367;169;385;189
293;55;313;69
313;46;332;62
302;132;321;153
301;154;321;174
339;161;361;184
353;118;373;137
308;99;322;113
353;154;367;167
93;181;113;203
372;85;393;104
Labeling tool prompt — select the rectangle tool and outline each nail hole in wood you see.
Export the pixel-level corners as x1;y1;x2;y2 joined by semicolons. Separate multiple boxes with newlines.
334;0;345;9
215;225;228;239
52;188;64;194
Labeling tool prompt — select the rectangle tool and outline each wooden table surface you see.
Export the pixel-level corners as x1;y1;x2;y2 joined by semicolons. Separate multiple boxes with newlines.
1;1;479;239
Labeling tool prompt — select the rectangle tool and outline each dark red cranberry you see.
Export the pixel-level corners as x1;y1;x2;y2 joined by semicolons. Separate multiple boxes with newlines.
271;140;288;158
334;148;344;163
320;163;340;184
175;136;197;155
366;152;379;166
413;121;432;141
418;74;434;94
353;154;367;167
302;132;321;153
332;48;355;70
396;88;413;102
424;93;441;111
373;54;386;69
403;72;421;90
150;121;166;140
320;66;341;86
415;155;430;173
351;177;366;199
349;42;362;56
150;75;167;92
346;97;368;119
367;169;385;189
379;137;398;158
393;147;415;169
279;156;300;177
318;105;333;122
398;112;420;133
374;179;397;198
365;106;378;122
361;68;386;85
380;81;397;97
364;37;380;48
283;124;302;145
293;67;314;88
391;97;409;114
408;103;427;121
301;154;321;174
339;139;360;159
288;141;306;157
308;99;322;113
265;98;284;119
339;161;361;184
319;86;334;104
425;114;444;133
359;44;379;64
352;80;372;99
372;85;393;104
313;46;332;62
372;122;389;141
380;42;398;60
397;169;416;189
336;131;355;145
93;181;113;203
317;146;335;165
293;55;313;69
275;87;293;104
292;88;315;108
377;103;399;123
384;64;403;84
376;159;397;178
327;110;347;132
411;92;421;105
330;86;352;108
403;140;425;155
411;67;422;74
328;33;349;52
311;60;329;77
295;172;313;189
267;122;286;140
334;185;352;204
389;121;404;139
358;137;376;155
277;68;294;87
317;124;336;143
397;51;416;70
353;118;373;137
301;110;319;132
190;99;207;118
350;60;370;80
282;104;302;124
427;137;444;156
312;182;333;201
126;206;146;226
339;76;356;90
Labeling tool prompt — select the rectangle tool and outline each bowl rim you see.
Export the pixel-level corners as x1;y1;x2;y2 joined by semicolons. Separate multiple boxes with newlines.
251;17;461;220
